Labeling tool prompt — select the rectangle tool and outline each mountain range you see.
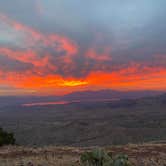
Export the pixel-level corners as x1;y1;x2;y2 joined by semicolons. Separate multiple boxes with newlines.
0;89;164;107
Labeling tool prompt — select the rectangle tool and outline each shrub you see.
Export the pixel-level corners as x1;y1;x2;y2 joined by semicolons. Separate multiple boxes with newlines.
0;127;15;146
80;148;132;166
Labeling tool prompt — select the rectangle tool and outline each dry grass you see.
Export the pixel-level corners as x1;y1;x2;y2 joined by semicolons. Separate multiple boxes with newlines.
0;143;166;166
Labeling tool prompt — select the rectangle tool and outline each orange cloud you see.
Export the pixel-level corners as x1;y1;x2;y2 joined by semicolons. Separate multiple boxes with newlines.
0;64;166;96
0;13;166;95
0;47;50;67
86;65;166;91
59;80;88;87
0;72;87;89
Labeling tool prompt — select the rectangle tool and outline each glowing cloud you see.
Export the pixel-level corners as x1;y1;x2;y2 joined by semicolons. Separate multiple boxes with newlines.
0;9;166;95
59;80;88;87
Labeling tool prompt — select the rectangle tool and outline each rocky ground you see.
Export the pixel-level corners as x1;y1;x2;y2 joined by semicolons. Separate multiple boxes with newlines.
0;143;166;166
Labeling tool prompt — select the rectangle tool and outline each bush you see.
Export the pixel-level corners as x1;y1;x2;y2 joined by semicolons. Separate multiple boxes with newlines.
80;148;132;166
0;127;15;146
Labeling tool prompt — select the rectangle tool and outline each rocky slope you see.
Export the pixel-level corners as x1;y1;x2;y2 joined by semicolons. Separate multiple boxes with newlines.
0;143;166;166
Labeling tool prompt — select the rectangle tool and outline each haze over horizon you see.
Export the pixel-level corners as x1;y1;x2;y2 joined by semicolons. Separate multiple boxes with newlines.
1;0;166;96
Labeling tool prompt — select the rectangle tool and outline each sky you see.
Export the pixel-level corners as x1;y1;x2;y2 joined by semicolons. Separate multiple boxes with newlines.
0;0;166;96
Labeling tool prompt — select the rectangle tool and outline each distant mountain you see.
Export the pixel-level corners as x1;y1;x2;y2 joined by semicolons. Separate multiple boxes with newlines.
62;89;164;101
0;90;164;107
1;90;166;146
0;96;59;108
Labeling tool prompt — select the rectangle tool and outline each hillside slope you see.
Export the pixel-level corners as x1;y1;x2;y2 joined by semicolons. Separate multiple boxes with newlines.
0;94;166;146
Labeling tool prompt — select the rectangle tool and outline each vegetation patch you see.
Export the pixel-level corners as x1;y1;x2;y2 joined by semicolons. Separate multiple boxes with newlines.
0;127;15;146
81;148;132;166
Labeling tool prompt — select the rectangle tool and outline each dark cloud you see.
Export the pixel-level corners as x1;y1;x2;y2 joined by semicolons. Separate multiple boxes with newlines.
0;0;166;94
0;54;33;72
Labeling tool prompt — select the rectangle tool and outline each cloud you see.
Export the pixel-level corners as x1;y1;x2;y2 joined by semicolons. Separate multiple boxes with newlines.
59;80;88;87
0;13;115;78
0;60;166;92
0;13;79;76
0;0;166;96
86;46;112;61
0;54;33;72
0;85;36;96
0;13;78;53
86;65;166;91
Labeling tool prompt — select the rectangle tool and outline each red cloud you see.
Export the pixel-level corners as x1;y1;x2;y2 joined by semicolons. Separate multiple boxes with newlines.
0;63;166;96
0;12;78;56
86;64;166;91
0;47;50;67
0;13;166;95
0;13;79;75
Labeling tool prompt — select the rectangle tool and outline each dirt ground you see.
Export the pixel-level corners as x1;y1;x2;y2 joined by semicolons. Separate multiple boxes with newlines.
0;143;166;166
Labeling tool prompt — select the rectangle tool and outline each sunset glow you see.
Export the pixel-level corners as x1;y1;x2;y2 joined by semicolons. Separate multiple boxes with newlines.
0;1;166;95
59;80;88;87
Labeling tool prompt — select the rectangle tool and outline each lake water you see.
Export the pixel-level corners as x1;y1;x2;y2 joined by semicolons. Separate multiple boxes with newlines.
22;101;70;106
22;98;119;107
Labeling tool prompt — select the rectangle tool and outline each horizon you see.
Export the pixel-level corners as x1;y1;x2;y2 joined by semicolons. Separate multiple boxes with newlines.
0;88;165;97
0;1;166;96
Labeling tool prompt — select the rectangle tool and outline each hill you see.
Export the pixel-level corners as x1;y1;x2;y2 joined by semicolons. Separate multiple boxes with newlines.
0;89;163;108
63;89;163;101
0;93;166;146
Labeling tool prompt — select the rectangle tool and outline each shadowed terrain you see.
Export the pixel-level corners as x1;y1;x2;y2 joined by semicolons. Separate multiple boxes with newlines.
0;93;166;146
